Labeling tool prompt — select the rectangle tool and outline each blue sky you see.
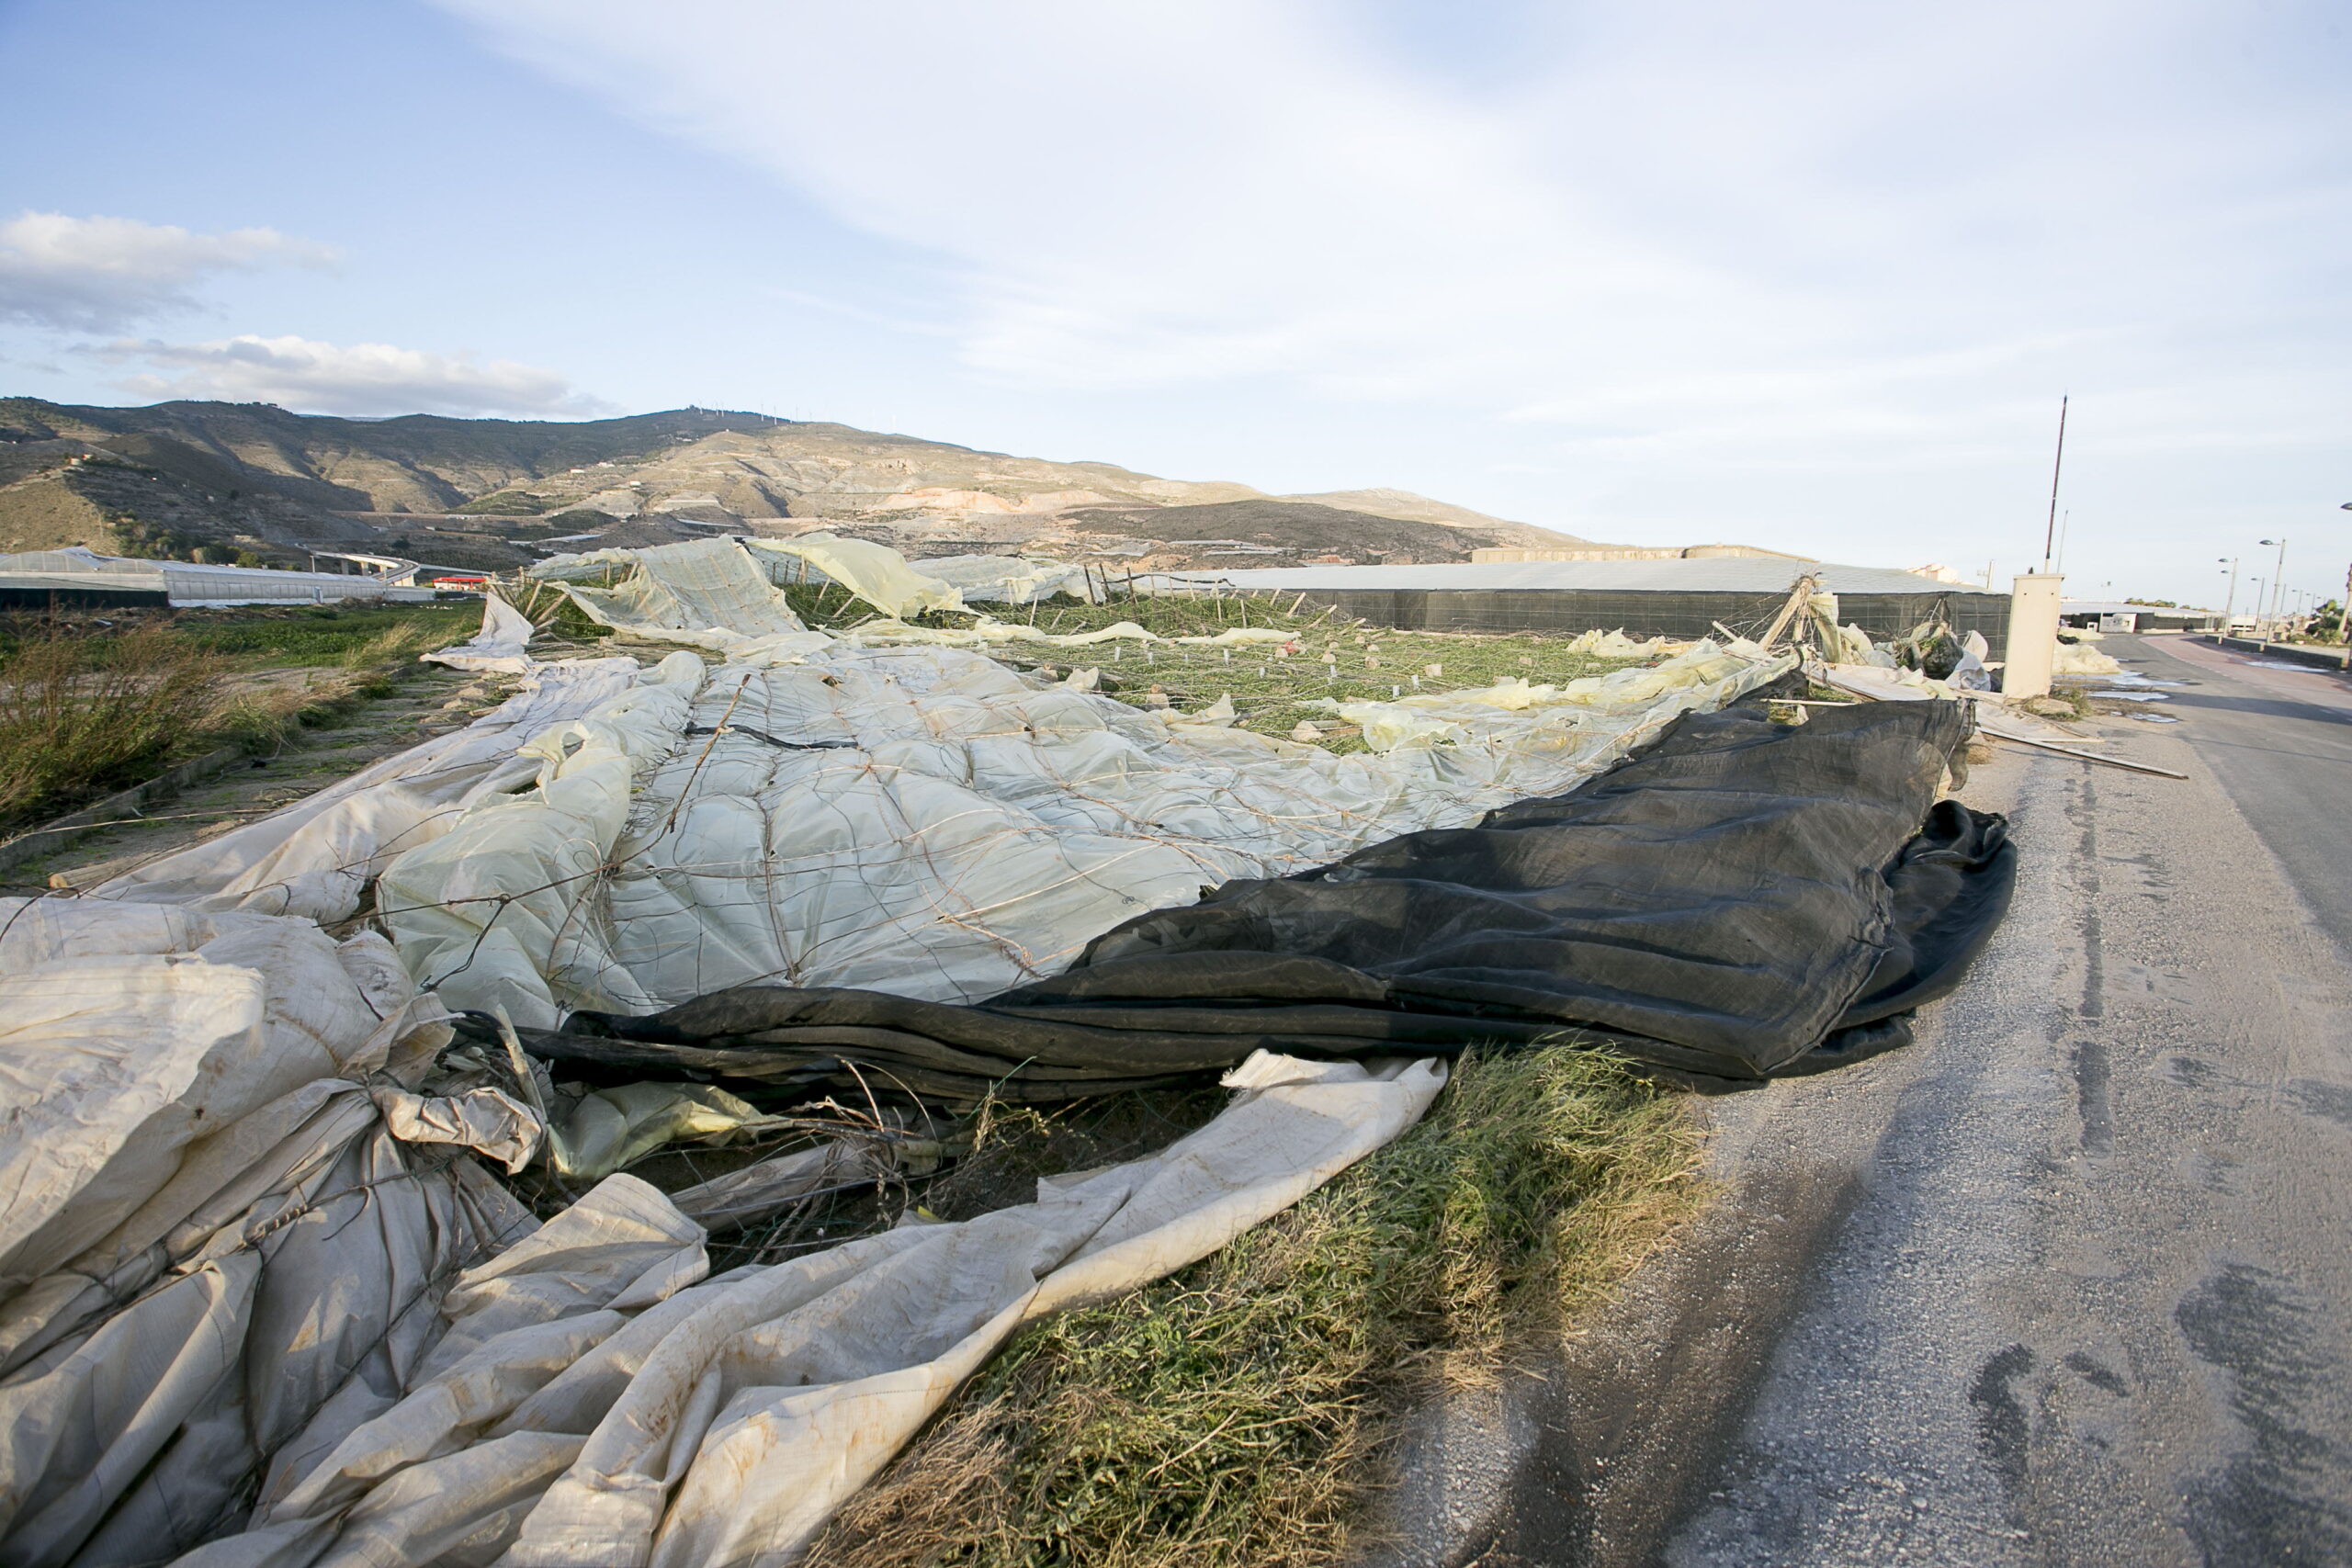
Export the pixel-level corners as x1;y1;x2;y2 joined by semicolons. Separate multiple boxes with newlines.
1;0;2346;610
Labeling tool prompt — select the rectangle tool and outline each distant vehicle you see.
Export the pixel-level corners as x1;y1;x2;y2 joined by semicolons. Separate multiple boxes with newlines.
431;574;490;589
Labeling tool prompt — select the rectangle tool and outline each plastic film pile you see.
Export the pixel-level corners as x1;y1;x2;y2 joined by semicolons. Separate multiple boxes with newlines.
0;535;1800;1566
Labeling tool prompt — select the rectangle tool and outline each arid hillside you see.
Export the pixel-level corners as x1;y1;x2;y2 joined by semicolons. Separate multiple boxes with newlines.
0;398;1604;570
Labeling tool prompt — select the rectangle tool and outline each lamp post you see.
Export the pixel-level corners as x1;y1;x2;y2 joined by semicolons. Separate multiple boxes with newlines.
2259;537;2287;638
2339;503;2351;647
2219;557;2239;635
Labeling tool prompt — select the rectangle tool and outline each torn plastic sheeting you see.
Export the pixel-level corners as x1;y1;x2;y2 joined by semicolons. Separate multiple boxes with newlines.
180;1052;1443;1568
374;651;707;1030
375;638;1788;1026
531;537;812;652
88;657;641;923
744;534;966;619
373;1084;544;1174
547;1081;793;1182
548;701;2015;1097
421;593;537;675
913;553;1101;605
0;900;545;1568
2052;638;2126;676
1564;627;1687;659
839;615;1163;649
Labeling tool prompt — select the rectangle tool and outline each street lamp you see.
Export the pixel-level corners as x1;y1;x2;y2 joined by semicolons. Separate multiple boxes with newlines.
2339;504;2352;648
2259;537;2287;638
2219;557;2240;635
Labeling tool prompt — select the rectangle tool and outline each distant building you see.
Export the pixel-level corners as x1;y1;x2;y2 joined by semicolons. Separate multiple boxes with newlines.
2058;600;2220;634
1469;543;1814;564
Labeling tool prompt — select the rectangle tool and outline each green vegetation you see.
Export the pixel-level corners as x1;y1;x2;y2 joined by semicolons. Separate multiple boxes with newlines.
0;603;477;831
779;588;1645;751
171;602;477;666
812;1048;1705;1568
0;627;224;826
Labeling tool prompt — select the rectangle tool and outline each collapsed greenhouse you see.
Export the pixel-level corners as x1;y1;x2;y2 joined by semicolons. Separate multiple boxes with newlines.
0;534;2016;1567
1158;556;2016;659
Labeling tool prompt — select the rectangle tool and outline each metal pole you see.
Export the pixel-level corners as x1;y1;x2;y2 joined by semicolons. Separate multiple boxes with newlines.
2219;558;2239;633
2042;395;2068;570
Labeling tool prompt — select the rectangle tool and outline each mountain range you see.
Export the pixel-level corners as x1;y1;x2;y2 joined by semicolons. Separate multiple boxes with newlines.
0;399;1604;574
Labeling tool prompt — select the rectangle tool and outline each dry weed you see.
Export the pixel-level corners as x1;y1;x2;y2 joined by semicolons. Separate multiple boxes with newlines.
0;627;223;825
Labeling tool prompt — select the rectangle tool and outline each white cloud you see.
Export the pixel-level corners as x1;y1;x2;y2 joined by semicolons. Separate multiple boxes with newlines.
0;212;337;333
434;2;2346;429
432;0;2352;596
99;334;615;418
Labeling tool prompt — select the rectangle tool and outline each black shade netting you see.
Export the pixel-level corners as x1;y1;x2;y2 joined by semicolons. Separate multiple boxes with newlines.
524;700;2015;1099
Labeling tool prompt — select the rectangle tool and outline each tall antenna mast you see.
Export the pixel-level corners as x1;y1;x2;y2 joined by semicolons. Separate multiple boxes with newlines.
2041;394;2068;570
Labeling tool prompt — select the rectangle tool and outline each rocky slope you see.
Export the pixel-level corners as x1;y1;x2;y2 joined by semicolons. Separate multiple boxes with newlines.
0;398;1602;570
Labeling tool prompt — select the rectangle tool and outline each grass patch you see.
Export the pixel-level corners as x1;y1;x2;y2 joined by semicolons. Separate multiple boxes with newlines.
809;1046;1705;1568
171;603;479;666
0;605;481;832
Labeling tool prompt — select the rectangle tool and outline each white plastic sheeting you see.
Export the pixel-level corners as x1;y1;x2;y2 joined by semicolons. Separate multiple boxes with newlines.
176;1052;1443;1568
910;553;1101;605
0;899;541;1568
372;637;1786;1028
527;539;815;655
742;535;965;620
0;536;1788;1563
422;595;537;675
2052;638;2126;677
91;659;642;923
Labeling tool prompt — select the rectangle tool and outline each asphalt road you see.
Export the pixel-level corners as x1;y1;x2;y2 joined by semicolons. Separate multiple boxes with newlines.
1373;636;2352;1567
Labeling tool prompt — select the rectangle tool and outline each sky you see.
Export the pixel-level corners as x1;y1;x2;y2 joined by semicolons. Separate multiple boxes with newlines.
0;0;2346;610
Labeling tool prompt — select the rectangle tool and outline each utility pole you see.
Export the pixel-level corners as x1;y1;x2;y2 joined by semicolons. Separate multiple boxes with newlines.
2042;396;2069;571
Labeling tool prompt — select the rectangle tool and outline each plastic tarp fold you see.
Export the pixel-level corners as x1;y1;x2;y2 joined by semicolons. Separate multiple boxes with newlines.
907;553;1100;605
91;659;642;923
543;702;2015;1096
423;596;537;675
529;539;812;654
374;638;1787;1026
741;535;965;620
0;901;544;1568
176;1051;1442;1568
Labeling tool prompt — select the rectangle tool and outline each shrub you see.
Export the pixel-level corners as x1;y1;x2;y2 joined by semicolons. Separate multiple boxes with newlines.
0;628;224;826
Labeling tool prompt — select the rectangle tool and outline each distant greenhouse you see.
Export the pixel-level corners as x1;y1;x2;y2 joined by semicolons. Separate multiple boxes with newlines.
0;547;440;609
1158;557;2015;660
